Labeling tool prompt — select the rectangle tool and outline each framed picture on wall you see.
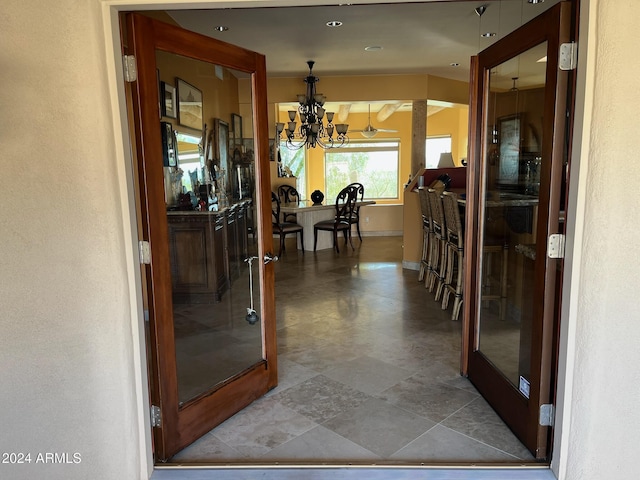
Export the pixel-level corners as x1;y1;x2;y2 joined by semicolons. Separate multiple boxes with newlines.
497;114;522;186
231;113;243;147
161;81;177;119
176;78;203;131
214;119;230;196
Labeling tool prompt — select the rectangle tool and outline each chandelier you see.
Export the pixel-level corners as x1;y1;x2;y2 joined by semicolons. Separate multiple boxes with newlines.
276;61;349;150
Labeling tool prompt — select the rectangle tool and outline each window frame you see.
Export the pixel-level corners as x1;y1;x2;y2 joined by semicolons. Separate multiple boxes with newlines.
323;139;401;201
425;134;453;168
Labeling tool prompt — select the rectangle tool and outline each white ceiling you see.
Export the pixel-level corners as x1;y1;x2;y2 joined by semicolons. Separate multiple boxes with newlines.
165;0;558;120
167;0;559;82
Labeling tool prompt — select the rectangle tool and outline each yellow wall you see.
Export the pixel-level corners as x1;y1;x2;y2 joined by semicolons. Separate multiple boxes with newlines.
427;106;470;166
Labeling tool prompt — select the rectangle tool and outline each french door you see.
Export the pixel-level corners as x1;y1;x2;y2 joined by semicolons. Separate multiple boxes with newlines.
464;3;571;459
125;13;277;461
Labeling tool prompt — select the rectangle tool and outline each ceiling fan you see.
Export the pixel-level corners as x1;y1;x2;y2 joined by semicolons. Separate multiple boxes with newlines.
351;104;398;138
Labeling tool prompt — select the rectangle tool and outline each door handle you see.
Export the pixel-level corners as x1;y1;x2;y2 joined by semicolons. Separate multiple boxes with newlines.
264;252;279;265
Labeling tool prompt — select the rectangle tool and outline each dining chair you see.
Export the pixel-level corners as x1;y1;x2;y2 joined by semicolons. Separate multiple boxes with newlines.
313;186;356;253
346;182;365;241
277;185;301;223
271;192;304;256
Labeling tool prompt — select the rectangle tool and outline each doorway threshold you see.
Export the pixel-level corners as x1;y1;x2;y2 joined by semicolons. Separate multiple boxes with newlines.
151;465;556;480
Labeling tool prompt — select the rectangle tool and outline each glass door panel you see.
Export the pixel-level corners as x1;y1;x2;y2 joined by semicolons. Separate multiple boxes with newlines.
158;51;262;405
477;43;547;393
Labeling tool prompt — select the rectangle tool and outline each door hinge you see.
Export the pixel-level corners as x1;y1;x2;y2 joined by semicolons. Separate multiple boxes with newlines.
139;240;151;265
123;55;137;82
150;405;162;427
547;234;565;259
539;404;555;427
559;42;577;71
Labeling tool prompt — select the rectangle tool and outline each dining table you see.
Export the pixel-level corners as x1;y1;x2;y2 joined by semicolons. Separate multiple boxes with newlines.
280;199;376;251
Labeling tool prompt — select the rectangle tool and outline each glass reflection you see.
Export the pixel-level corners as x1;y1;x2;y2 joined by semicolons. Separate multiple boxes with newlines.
477;42;547;393
157;51;262;404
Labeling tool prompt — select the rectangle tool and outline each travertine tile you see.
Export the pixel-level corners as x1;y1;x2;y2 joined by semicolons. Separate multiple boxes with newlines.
391;424;517;462
323;398;436;457
376;377;479;423
171;237;532;463
272;375;370;423
261;425;380;462
210;395;318;457
440;397;533;459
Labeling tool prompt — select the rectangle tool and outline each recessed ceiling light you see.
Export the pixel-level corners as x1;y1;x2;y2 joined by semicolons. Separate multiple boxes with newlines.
450;63;460;67
326;20;343;27
214;25;229;32
528;0;545;4
482;32;496;38
364;46;383;52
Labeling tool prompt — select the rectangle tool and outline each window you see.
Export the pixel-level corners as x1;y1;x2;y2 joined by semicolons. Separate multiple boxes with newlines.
175;132;203;194
425;135;452;168
324;141;399;201
278;143;306;199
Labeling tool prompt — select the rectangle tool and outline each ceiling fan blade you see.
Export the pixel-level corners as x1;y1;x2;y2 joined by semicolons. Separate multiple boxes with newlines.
351;125;376;132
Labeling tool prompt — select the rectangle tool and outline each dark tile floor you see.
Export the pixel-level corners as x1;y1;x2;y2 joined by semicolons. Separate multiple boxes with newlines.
169;236;533;465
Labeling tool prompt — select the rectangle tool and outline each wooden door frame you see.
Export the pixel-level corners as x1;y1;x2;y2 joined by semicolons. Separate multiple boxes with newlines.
100;0;585;476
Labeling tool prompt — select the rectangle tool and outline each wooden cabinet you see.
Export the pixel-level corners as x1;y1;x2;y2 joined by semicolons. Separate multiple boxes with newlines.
167;200;252;304
167;211;227;303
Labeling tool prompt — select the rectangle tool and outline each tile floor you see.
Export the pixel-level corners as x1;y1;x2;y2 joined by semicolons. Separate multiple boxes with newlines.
169;236;534;465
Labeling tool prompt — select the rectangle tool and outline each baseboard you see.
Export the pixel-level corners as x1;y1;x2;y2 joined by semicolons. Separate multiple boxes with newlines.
359;230;403;237
403;261;420;271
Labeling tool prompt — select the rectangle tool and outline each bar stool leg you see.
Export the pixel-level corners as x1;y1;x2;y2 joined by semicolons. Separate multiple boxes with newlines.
435;238;448;301
418;226;429;282
500;244;509;321
427;233;439;292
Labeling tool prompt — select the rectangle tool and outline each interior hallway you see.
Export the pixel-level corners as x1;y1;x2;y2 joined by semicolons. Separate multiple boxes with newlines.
169;236;533;465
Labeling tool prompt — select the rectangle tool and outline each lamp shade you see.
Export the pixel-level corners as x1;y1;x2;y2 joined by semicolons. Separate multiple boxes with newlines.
438;152;455;168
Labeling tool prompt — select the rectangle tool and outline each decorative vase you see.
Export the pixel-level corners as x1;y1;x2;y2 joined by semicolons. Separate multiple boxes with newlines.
310;190;324;205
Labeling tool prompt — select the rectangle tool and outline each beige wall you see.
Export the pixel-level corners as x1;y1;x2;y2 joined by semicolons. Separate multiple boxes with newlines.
1;1;638;480
553;0;640;478
1;1;145;479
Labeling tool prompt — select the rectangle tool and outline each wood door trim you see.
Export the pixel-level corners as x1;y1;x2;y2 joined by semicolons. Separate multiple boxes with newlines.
252;54;279;389
127;14;180;457
461;54;480;376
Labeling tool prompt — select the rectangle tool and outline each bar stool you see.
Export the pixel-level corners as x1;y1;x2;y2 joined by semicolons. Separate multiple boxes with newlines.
439;192;508;322
426;188;447;300
481;238;509;321
417;187;432;282
441;191;464;320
